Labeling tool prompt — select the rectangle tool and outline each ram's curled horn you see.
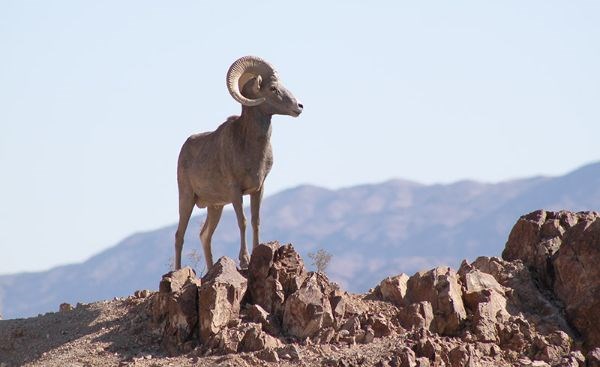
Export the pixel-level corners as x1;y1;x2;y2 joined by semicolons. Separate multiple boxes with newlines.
226;56;277;106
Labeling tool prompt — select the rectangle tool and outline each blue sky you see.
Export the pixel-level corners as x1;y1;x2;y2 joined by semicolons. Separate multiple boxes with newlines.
1;1;599;274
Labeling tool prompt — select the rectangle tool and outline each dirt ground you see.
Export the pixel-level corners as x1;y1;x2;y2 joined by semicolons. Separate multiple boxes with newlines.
0;294;424;367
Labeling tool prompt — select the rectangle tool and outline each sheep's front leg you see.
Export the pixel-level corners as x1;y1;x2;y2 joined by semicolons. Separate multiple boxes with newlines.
231;192;250;269
250;187;263;250
200;205;224;271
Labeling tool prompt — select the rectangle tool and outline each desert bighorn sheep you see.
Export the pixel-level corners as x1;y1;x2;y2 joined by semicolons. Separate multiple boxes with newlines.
174;56;303;271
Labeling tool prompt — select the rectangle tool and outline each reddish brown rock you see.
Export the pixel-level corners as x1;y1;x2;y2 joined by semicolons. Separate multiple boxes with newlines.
198;257;247;343
246;241;307;320
447;345;469;367
587;348;600;367
406;267;467;335
466;256;574;339
396;346;417;367
553;217;600;349
503;210;598;287
282;272;334;339
152;267;201;354
141;223;600;363
243;303;280;336
398;301;434;332
460;268;509;342
502;210;600;350
371;315;393;337
238;323;281;352
380;274;409;306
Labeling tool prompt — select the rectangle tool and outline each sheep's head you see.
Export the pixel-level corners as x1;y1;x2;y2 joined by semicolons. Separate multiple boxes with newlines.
226;56;303;117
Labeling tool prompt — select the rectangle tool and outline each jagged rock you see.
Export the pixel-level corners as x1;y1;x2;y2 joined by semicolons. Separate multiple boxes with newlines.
246;241;307;320
238;323;281;352
503;210;575;287
406;266;467;335
140;222;599;363
204;326;245;354
282;272;334;339
371;315;393;337
398;301;434;331
459;267;509;342
152;267;201;354
533;331;572;363
502;210;600;349
198;257;247;343
413;338;441;361
587;348;600;367
243;304;280;336
553;216;600;349
380;274;409;306
341;314;361;333
448;345;469;367
467;255;574;339
561;351;585;367
331;288;348;327
396;346;417;367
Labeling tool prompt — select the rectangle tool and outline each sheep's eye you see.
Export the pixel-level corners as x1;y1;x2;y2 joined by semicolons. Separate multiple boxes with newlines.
270;86;278;93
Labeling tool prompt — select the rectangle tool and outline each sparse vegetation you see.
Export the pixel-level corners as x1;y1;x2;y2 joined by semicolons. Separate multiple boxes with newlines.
186;249;206;276
308;249;333;273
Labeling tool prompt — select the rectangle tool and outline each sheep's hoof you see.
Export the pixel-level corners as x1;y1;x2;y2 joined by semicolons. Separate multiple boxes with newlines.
239;256;250;270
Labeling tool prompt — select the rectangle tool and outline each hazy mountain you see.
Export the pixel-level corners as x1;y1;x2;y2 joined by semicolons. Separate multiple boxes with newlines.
1;162;599;319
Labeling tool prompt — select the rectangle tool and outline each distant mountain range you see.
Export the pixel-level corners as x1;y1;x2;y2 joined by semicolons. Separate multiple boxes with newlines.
1;162;599;319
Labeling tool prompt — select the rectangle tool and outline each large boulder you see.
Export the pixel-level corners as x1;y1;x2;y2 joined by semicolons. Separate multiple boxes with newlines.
151;267;202;354
282;272;335;339
458;266;509;342
503;210;598;287
464;256;575;349
198;257;247;343
379;273;409;306
397;301;434;332
502;210;600;349
552;216;600;349
406;266;467;336
246;242;307;321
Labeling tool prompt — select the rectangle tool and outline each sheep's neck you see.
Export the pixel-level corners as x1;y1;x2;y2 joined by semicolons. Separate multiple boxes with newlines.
239;107;272;141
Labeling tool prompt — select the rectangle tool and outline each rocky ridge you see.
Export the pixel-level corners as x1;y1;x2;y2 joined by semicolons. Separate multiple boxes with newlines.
1;209;600;367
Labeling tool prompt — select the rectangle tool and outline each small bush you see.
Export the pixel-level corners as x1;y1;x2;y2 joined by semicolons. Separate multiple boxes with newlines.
308;249;333;273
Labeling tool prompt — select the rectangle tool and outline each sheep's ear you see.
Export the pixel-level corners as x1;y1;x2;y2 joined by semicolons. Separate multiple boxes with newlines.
250;75;262;94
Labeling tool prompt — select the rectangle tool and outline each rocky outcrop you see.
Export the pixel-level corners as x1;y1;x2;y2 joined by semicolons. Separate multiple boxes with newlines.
198;257;247;343
147;210;600;366
246;241;307;320
379;273;409;306
282;272;335;339
151;267;201;354
503;209;600;350
406;266;467;336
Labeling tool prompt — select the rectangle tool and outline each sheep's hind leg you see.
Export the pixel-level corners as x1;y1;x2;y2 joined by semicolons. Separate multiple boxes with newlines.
250;187;263;250
200;205;223;271
174;192;195;270
231;193;250;269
